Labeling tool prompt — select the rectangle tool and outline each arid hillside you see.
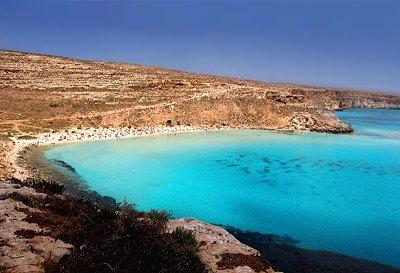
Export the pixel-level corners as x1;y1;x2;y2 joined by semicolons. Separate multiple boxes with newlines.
1;50;399;135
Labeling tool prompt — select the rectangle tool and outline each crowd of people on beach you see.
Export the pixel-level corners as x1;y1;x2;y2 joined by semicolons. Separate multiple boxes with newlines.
13;125;225;147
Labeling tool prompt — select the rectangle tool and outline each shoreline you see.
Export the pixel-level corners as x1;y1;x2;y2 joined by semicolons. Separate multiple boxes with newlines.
9;123;331;208
11;125;233;180
10;124;307;181
4;116;400;272
13;125;243;204
3;124;282;273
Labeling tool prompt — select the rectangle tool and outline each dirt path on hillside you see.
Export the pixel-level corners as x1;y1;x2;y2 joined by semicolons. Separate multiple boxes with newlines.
0;88;232;134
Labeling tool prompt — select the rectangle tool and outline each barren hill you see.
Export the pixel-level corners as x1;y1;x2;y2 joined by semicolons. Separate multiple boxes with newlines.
1;50;399;136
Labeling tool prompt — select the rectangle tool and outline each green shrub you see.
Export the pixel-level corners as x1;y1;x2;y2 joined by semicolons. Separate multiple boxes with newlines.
171;227;198;252
45;201;205;273
119;199;136;212
7;178;206;273
146;209;170;230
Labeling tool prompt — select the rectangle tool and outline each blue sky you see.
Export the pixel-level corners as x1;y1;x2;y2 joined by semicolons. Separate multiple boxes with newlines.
1;0;399;93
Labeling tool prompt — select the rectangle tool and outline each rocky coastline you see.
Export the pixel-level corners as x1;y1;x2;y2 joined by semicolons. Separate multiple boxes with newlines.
4;124;400;273
1;50;400;273
0;176;279;273
2;126;281;273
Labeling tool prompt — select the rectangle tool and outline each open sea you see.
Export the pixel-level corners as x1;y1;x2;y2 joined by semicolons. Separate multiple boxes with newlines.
44;109;400;267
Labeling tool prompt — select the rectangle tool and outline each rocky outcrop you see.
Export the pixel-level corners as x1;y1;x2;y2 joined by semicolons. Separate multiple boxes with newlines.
167;218;278;273
265;89;308;107
0;180;73;273
285;111;352;133
335;92;400;110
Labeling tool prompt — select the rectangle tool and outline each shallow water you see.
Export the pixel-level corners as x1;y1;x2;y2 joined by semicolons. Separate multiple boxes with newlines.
44;109;400;267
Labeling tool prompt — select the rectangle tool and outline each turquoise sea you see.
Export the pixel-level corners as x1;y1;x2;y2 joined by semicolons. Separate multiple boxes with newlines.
44;109;400;267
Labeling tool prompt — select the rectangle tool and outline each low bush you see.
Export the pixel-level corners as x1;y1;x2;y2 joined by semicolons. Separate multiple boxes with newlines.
23;178;66;194
9;192;36;207
171;227;198;252
8;178;206;273
45;200;206;273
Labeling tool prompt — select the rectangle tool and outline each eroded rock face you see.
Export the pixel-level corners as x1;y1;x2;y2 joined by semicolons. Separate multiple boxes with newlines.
0;180;73;273
167;218;278;273
285;111;352;133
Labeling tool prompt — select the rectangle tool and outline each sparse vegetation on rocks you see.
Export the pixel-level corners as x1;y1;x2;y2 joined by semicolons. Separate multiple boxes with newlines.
4;178;206;273
12;177;66;194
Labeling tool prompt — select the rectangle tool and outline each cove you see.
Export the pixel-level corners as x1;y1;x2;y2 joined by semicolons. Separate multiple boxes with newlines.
44;109;400;267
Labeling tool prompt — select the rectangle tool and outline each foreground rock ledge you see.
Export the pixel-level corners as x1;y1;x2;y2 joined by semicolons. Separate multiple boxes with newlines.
0;180;73;273
168;218;278;273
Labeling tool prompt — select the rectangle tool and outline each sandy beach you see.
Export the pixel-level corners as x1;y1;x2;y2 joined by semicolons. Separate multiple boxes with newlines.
9;125;235;179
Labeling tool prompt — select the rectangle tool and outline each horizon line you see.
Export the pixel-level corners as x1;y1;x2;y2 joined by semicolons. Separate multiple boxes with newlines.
2;47;399;96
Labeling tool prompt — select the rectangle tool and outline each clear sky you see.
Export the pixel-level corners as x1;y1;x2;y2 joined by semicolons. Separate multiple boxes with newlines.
1;0;399;93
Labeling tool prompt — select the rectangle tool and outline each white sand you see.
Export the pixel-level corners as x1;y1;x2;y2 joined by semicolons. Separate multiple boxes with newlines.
10;125;233;179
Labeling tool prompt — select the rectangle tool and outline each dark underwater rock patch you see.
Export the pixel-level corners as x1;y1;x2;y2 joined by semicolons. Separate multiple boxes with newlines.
224;226;400;273
51;159;77;174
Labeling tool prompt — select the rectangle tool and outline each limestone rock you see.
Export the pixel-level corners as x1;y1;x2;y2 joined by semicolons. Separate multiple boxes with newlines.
168;218;278;273
0;180;73;273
